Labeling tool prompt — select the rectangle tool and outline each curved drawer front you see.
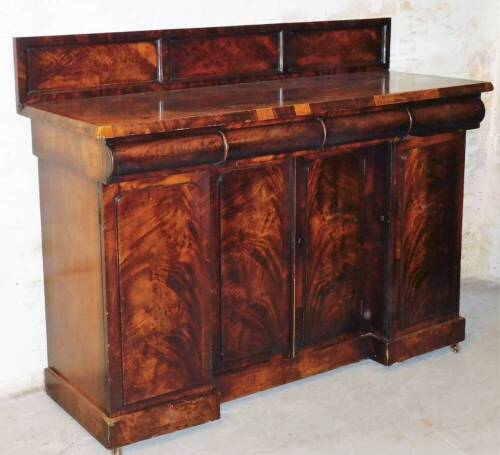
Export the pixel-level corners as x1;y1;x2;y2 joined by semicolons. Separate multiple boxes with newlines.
409;97;485;135
324;108;410;146
111;132;226;175
225;120;325;159
107;97;485;177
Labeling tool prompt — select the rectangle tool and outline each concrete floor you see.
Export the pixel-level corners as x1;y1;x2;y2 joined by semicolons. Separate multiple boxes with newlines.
0;280;498;455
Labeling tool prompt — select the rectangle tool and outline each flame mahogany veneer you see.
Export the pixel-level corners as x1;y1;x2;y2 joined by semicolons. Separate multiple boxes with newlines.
15;18;493;451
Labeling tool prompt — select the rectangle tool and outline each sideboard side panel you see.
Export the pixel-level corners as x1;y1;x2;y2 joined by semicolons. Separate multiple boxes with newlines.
113;171;212;405
216;164;291;372
38;160;108;409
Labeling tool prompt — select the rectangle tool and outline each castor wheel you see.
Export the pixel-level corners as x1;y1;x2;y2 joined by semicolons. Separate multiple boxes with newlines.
450;343;460;353
111;448;122;455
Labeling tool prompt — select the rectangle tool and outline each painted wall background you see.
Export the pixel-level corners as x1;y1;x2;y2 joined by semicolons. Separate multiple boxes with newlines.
0;0;498;398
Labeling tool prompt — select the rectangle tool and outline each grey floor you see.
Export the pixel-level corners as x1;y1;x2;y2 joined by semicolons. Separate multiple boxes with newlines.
1;280;499;455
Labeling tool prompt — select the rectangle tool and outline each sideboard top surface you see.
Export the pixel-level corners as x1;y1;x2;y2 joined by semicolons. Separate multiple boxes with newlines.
15;18;492;138
20;70;492;138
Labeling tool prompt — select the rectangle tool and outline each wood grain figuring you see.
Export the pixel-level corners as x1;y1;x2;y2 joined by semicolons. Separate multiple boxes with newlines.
398;134;464;329
169;33;280;81
115;173;211;404
20;74;491;138
27;42;159;91
225;120;324;159
324;109;409;145
15;18;390;104
303;153;363;345
409;97;485;135
287;27;384;71
29;98;481;182
110;132;225;175
362;146;390;336
218;165;290;371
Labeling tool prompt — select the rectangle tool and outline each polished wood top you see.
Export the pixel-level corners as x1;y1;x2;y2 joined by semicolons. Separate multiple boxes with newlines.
20;70;492;138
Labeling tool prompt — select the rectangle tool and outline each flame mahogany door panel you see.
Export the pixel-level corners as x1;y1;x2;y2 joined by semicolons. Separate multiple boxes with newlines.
297;150;366;347
215;162;291;373
112;171;212;405
391;132;465;333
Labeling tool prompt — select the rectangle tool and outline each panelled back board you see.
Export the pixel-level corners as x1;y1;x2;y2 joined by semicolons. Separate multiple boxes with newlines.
15;18;390;105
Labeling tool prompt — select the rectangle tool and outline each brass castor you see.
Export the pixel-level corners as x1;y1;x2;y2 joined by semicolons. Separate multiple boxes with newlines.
450;343;460;353
112;449;122;455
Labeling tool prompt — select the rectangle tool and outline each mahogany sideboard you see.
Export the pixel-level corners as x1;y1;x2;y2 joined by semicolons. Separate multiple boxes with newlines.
14;18;493;453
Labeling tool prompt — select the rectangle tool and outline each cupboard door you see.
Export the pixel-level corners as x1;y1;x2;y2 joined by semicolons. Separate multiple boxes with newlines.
394;133;464;331
217;163;291;372
300;152;364;346
114;172;211;405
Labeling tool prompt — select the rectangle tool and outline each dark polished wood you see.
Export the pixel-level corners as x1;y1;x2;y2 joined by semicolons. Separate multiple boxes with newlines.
216;334;370;401
388;133;465;334
302;152;364;346
15;18;493;451
45;368;220;449
216;164;290;371
113;172;212;405
217;163;291;372
15;18;390;105
20;72;491;139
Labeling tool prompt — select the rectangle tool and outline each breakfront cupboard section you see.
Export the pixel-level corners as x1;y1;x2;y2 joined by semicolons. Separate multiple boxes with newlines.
391;134;465;331
15;18;492;452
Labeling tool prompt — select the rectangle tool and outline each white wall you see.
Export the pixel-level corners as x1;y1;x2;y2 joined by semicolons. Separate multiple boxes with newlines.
0;0;498;398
